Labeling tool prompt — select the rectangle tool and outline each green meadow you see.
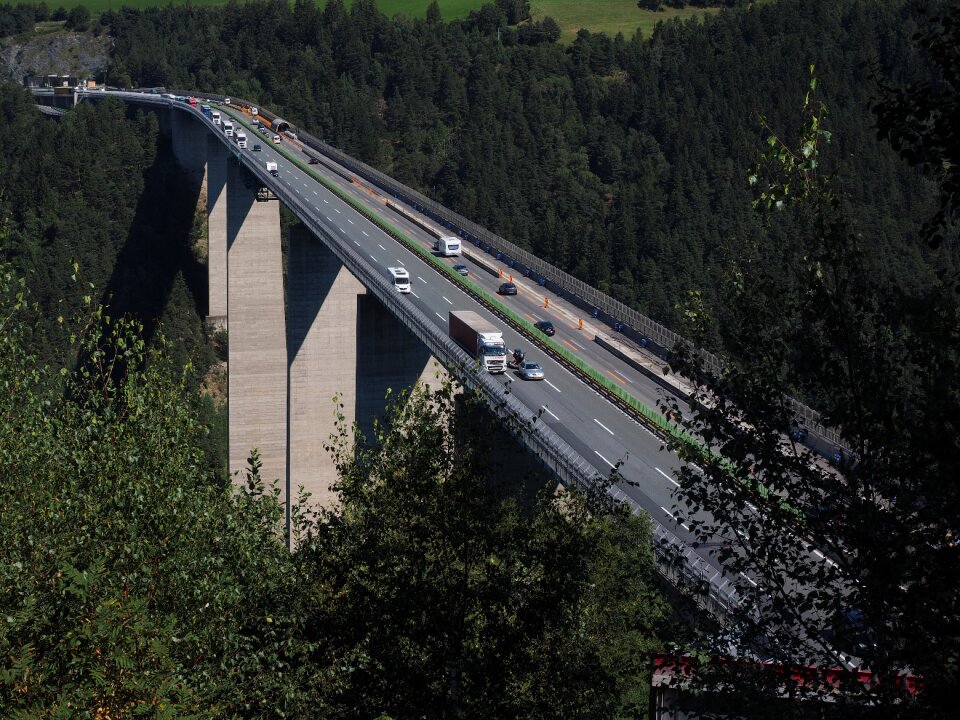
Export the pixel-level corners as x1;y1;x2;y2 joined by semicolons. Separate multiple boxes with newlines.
16;0;717;42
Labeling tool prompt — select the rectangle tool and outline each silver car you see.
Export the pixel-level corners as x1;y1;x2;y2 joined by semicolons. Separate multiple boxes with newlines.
518;360;544;381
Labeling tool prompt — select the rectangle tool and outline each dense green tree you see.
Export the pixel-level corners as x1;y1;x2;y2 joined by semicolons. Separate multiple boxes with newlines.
99;0;945;360
0;256;323;717
873;2;960;247
64;4;89;31
664;67;959;716
303;380;669;718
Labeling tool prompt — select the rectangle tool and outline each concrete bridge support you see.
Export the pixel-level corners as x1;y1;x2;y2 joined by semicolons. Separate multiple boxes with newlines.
287;227;440;510
206;138;228;324
226;159;288;489
166;108;442;511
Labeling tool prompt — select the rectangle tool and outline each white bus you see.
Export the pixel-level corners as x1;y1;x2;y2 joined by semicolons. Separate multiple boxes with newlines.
236;131;247;149
434;236;462;257
389;267;411;294
223;120;234;137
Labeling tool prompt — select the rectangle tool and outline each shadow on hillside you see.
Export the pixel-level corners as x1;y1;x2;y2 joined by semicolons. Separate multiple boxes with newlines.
99;130;208;351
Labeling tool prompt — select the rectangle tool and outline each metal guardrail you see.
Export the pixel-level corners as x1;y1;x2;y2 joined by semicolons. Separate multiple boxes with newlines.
241;139;742;624
107;89;745;623
259;109;847;456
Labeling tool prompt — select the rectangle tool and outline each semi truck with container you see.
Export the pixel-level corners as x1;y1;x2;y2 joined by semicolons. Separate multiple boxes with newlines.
448;311;506;373
236;131;247;149
223;120;234;137
211;110;221;125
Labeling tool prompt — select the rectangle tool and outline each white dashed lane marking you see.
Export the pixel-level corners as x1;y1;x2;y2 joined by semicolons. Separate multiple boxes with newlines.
594;451;615;468
656;467;680;488
594;419;614;435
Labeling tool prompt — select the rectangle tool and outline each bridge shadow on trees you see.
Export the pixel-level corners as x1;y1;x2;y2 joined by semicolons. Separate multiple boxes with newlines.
99;127;210;373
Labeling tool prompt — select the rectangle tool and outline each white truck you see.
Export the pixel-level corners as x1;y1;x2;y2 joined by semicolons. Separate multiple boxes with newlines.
265;161;278;177
211;110;221;125
434;236;462;256
223;120;234;137
389;267;411;293
449;311;506;373
236;131;247;149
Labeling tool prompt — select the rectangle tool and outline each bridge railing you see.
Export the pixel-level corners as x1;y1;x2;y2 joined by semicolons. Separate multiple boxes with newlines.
243;150;742;623
266;108;846;455
118;88;844;453
114;89;745;623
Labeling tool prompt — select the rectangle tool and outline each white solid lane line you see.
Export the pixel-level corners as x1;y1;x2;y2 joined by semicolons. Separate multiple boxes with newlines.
656;467;681;488
660;506;675;519
442;296;452;305
544;380;562;393
541;406;559;421
740;572;758;587
594;451;615;468
594;418;614;435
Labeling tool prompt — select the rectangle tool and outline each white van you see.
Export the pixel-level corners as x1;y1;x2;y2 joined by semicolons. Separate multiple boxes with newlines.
434;236;462;257
389;267;411;294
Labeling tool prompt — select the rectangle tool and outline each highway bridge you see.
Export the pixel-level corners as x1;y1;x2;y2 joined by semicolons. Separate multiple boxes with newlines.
43;88;841;626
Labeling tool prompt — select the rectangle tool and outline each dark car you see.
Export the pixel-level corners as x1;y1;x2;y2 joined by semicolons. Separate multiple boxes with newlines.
452;264;468;277
308;157;320;165
253;144;261;152
534;320;555;336
823;609;877;659
498;282;517;296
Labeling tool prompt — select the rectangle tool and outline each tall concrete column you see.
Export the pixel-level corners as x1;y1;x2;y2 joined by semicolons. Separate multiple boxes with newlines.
287;227;442;510
287;229;365;510
206;139;228;324
226;160;288;489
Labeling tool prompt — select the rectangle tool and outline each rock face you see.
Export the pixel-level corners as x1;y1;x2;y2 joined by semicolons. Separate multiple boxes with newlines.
0;30;110;83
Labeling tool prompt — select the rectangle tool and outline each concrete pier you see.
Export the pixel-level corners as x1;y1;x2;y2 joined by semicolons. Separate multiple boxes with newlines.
226;158;288;489
287;229;365;509
287;227;440;510
206;138;228;324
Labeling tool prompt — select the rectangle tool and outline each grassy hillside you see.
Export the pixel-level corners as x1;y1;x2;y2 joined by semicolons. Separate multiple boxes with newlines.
8;0;717;42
